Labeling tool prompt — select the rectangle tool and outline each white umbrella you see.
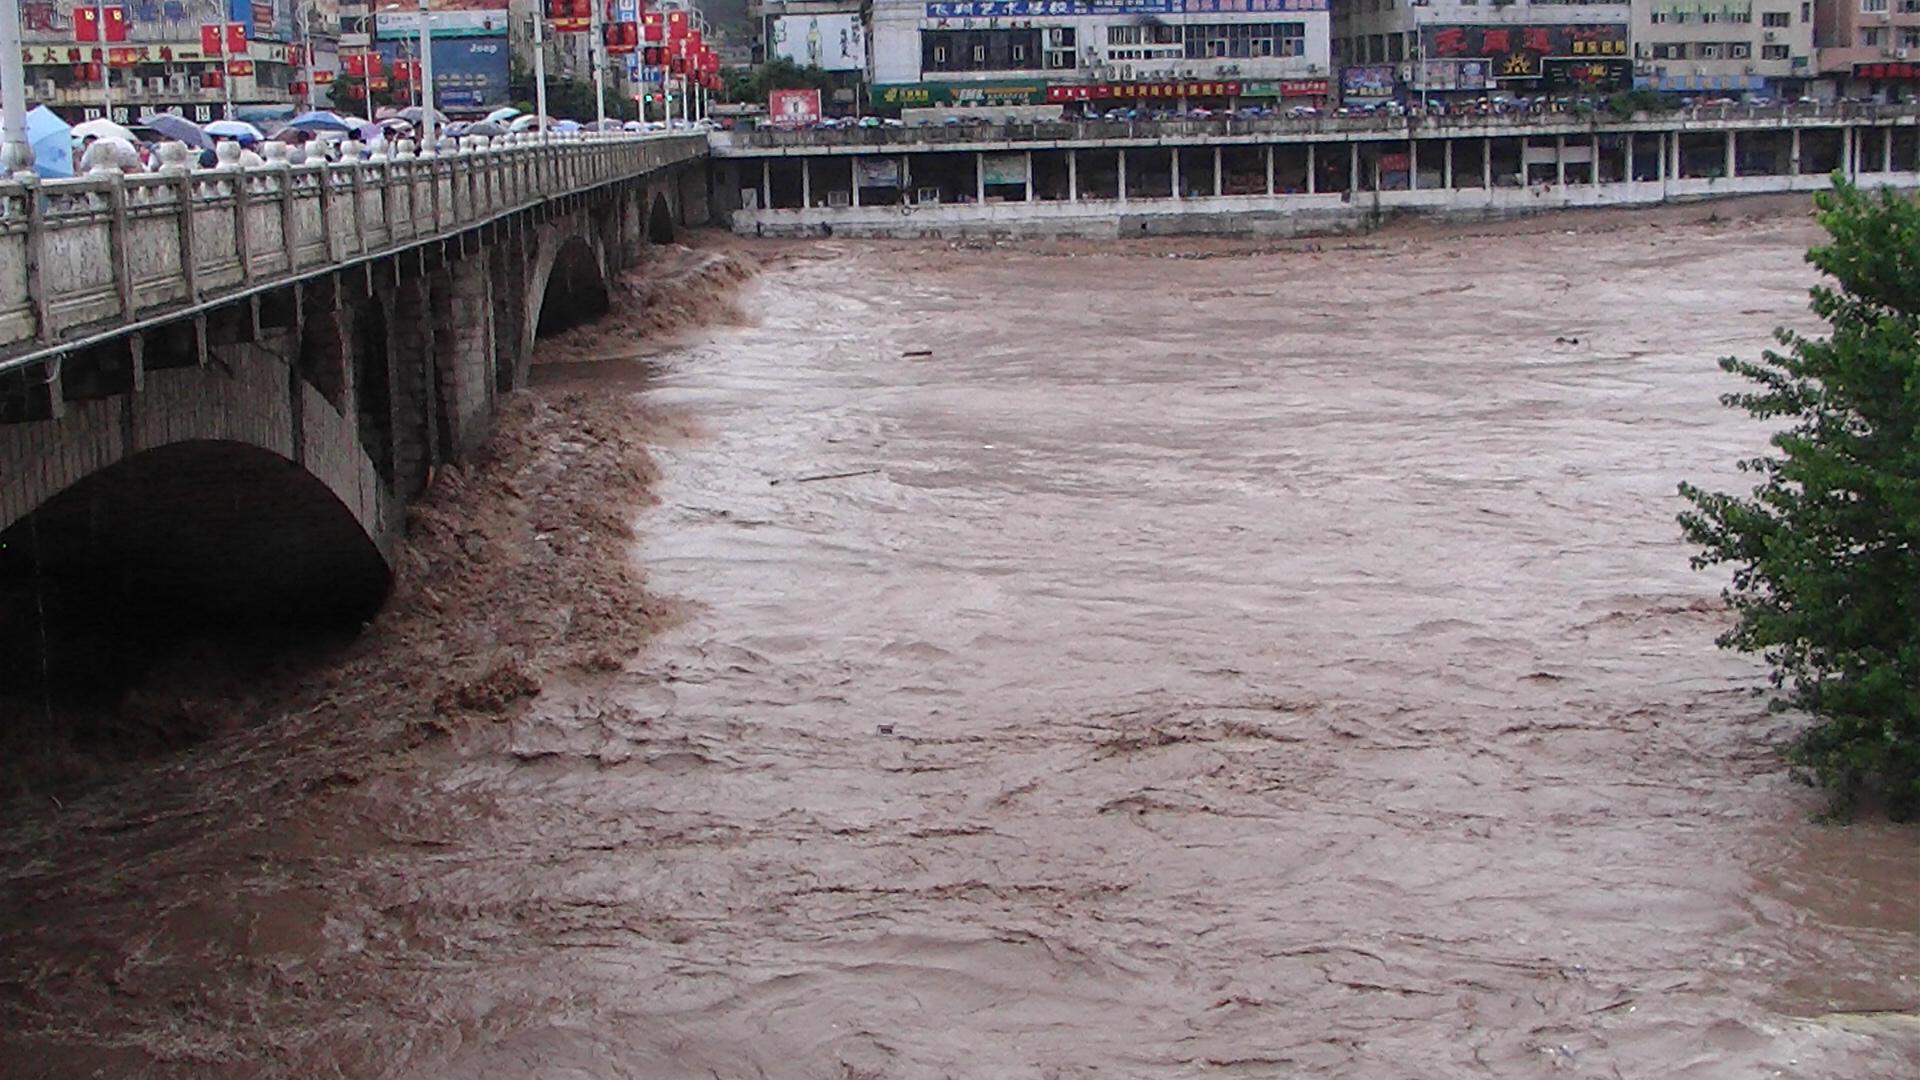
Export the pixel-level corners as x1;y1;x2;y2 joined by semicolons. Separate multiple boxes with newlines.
483;106;521;124
71;117;136;143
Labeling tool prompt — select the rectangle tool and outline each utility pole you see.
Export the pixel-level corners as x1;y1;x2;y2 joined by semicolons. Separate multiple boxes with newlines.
95;0;112;122
532;2;548;140
0;0;34;177
588;0;606;129
417;0;436;152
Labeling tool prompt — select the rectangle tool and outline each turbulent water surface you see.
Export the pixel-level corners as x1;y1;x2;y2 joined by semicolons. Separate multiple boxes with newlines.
5;205;1918;1079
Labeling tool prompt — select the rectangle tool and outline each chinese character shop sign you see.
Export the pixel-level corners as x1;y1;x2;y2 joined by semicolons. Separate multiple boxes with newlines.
1421;24;1627;79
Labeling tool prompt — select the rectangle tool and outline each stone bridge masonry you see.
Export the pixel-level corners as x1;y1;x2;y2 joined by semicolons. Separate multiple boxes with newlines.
0;134;710;648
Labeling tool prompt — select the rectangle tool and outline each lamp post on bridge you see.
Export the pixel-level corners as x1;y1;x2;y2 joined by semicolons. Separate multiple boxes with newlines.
532;3;548;141
417;0;436;154
0;0;32;176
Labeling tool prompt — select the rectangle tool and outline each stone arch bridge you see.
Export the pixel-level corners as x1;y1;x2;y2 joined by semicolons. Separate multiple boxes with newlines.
0;135;710;674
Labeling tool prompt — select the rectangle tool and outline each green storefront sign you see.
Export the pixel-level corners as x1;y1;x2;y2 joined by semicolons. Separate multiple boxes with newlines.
871;82;1050;108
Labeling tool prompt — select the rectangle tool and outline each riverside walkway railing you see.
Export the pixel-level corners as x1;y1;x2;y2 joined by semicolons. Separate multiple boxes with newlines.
711;102;1920;154
0;132;707;370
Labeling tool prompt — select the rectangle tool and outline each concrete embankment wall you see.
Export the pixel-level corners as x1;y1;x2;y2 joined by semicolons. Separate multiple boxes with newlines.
726;171;1920;239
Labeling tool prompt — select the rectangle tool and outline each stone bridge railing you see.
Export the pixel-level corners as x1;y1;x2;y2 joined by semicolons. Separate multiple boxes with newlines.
0;132;708;370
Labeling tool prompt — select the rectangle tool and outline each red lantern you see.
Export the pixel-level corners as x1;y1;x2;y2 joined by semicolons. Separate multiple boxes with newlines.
570;0;589;17
74;8;99;42
666;10;686;41
103;7;128;42
202;67;221;88
642;11;663;42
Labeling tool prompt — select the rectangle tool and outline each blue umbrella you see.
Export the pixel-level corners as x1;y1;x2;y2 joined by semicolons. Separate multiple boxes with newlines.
23;105;72;178
140;111;212;151
552;119;581;132
288;109;355;134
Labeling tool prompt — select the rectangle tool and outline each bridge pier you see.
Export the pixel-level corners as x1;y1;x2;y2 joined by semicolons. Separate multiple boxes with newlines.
0;137;715;689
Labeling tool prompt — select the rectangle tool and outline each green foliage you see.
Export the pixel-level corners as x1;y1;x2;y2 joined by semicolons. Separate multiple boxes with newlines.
326;76;404;115
505;61;637;122
1606;88;1683;119
1678;178;1920;819
720;57;834;104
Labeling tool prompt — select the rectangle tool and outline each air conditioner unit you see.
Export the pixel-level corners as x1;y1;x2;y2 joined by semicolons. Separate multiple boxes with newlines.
168;73;188;95
1899;47;1913;58
1695;65;1707;74
1764;30;1777;41
1745;64;1757;73
147;77;166;94
34;78;55;99
1636;42;1651;57
190;76;203;91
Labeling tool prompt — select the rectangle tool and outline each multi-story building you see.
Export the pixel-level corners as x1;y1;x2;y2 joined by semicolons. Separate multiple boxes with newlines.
867;0;1334;113
1332;1;1634;103
747;0;867;110
1816;0;1920;98
1631;0;1814;96
22;0;337;125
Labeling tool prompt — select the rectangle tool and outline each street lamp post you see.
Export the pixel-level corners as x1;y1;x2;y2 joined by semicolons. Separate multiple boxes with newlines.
531;4;548;140
0;0;34;176
294;1;317;112
588;0;605;129
205;0;234;121
417;0;436;153
95;0;112;122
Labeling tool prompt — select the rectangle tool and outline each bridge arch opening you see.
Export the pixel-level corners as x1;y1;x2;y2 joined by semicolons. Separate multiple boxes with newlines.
647;193;675;245
536;238;611;338
0;440;391;709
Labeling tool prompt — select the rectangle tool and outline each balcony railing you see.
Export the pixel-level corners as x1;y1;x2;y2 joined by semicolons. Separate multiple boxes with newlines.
711;101;1920;154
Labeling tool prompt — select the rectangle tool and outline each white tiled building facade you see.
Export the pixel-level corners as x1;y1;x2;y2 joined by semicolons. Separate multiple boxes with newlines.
869;0;1334;107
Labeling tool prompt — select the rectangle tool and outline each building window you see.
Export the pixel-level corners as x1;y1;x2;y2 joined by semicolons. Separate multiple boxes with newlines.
1861;0;1888;12
1762;43;1790;57
1861;27;1887;45
1762;10;1790;24
1108;25;1139;46
923;29;1044;72
1695;42;1722;58
1901;0;1920;12
1651;9;1669;21
1183;23;1306;61
1729;41;1751;58
1653;42;1688;59
1801;1;1812;18
1904;28;1920;46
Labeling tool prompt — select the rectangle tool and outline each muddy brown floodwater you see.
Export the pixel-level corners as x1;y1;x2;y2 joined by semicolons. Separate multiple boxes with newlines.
2;201;1917;1080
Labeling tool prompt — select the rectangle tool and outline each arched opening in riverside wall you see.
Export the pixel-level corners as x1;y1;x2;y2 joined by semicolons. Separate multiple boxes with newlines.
536;238;611;338
647;193;675;245
0;441;390;751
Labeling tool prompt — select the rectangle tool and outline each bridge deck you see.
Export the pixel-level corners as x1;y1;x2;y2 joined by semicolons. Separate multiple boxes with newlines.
0;134;708;376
